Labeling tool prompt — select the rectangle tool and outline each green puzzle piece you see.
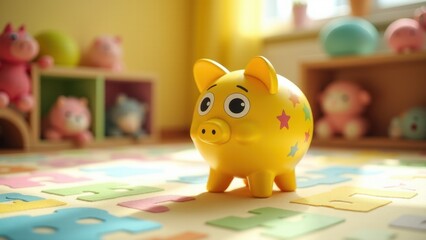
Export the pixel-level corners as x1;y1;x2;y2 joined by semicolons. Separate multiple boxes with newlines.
344;229;396;240
262;212;345;239
43;182;163;202
206;207;300;231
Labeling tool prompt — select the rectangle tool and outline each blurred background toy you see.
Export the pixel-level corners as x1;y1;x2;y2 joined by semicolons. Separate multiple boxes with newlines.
35;30;80;66
388;107;426;140
82;35;124;71
315;80;371;139
0;23;53;113
385;18;425;54
44;96;93;146
415;6;426;30
320;17;378;57
107;94;146;138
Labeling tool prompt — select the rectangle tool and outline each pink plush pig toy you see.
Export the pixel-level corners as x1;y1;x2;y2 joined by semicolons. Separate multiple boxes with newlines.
385;18;425;53
315;80;371;139
415;6;426;31
0;23;52;112
83;36;123;71
44;96;93;146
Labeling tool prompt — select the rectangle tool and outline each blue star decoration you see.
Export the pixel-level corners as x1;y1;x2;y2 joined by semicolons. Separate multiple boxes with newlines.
288;142;299;157
303;104;311;121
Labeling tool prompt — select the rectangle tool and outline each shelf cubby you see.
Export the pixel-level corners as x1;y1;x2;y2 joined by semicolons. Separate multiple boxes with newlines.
300;52;426;150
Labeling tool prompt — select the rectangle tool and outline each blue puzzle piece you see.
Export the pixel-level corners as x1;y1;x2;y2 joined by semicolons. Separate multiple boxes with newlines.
81;166;161;177
0;193;43;202
0;207;161;240
297;166;380;188
172;175;208;184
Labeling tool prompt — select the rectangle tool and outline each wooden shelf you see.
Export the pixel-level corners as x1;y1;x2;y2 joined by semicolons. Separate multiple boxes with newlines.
0;65;159;152
312;137;426;150
300;52;426;150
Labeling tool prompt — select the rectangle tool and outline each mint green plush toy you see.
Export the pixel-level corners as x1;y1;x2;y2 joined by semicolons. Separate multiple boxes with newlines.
107;94;147;138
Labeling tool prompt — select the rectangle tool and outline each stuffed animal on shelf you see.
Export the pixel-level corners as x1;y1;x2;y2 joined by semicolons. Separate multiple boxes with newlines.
315;80;371;139
0;23;53;112
107;94;147;138
385;18;425;54
388;107;426;140
44;96;93;146
415;6;426;31
83;36;124;71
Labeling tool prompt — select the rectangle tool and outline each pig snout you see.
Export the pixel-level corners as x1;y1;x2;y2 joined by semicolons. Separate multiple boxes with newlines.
11;39;38;60
198;119;230;144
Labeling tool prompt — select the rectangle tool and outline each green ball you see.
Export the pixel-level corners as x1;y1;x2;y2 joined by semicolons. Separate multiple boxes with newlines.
35;30;80;66
320;18;379;57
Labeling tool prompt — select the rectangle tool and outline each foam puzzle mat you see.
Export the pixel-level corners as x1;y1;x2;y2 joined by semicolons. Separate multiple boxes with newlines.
0;143;425;240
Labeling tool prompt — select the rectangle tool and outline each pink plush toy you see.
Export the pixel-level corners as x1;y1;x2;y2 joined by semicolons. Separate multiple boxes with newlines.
0;23;53;112
44;96;93;146
385;18;425;53
83;36;123;71
415;6;426;31
315;80;371;139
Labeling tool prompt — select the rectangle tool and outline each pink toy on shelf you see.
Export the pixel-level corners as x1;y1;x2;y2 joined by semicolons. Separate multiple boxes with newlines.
83;36;123;71
415;6;426;31
44;96;93;146
315;80;371;139
385;18;425;54
0;23;53;112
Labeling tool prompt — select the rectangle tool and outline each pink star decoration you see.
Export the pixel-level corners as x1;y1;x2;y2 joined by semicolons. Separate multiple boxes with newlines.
277;110;290;129
304;130;310;142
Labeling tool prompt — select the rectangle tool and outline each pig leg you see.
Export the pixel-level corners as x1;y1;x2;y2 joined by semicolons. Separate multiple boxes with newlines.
315;119;333;138
0;92;9;108
207;168;233;193
44;128;62;141
343;118;367;139
15;94;34;112
247;171;274;198
274;170;296;192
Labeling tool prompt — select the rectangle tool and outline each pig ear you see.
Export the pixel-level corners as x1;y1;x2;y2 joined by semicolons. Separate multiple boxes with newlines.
80;98;88;106
94;38;101;46
18;25;25;32
116;94;127;104
193;59;229;92
114;36;122;44
244;56;278;94
3;23;12;33
57;96;66;106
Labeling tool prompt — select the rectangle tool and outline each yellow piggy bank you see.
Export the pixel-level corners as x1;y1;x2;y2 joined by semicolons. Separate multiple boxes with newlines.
190;56;313;198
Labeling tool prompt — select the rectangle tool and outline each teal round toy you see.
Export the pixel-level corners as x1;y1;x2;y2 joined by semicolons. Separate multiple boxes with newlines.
401;107;426;140
320;18;379;56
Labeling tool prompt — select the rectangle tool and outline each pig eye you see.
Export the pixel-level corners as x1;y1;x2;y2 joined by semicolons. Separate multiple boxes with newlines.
9;33;18;41
224;93;250;118
198;92;214;115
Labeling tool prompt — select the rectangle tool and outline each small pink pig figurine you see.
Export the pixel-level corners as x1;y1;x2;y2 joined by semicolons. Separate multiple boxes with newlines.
0;23;52;112
415;6;426;31
385;18;425;53
315;80;371;139
83;36;123;71
44;96;93;146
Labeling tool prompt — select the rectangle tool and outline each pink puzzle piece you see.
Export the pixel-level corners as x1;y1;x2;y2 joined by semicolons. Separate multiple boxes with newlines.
0;172;91;188
118;195;195;213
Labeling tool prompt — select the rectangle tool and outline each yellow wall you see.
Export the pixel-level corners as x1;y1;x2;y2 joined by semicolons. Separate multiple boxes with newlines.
0;0;194;131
